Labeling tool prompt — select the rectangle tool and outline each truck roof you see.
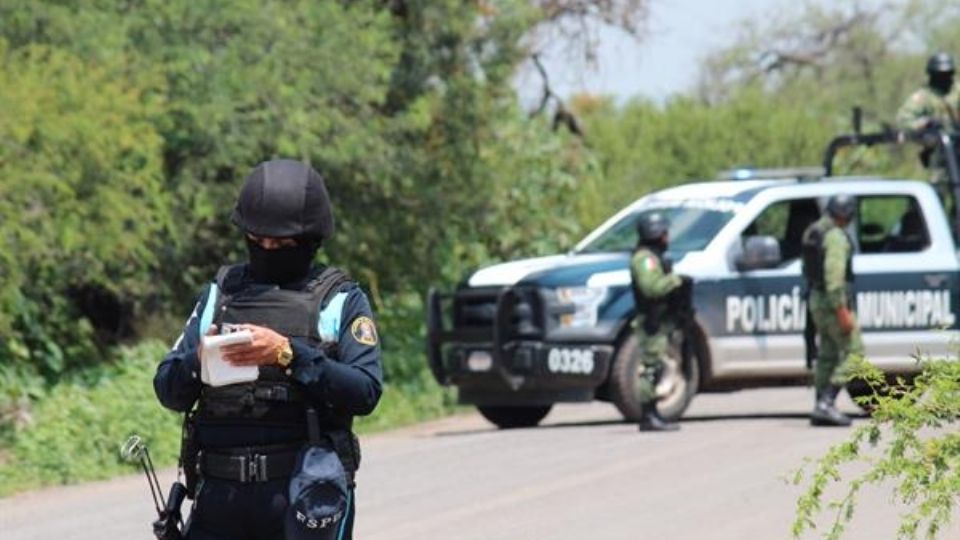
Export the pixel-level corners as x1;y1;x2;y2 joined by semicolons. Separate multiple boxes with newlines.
635;175;926;208
574;174;937;252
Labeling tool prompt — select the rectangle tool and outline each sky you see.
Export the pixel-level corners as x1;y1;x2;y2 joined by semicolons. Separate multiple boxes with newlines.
515;0;839;104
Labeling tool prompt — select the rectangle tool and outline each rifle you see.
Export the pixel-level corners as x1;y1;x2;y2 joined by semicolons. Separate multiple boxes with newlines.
120;435;187;540
666;275;695;329
803;293;818;370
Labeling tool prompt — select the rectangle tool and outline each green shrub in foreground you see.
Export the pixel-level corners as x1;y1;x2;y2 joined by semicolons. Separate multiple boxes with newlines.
791;355;960;539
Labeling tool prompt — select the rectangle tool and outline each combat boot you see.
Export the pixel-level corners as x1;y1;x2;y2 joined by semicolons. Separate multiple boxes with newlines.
810;386;851;427
638;403;680;432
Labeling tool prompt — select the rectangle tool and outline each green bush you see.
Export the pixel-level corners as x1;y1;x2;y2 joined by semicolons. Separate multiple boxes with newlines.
0;1;596;403
356;375;459;434
0;342;180;497
791;355;960;539
0;39;169;396
0;329;457;497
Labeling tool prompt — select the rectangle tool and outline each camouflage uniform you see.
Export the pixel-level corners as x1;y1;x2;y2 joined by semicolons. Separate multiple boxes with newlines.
630;246;682;405
803;216;864;394
896;85;960;193
895;85;959;132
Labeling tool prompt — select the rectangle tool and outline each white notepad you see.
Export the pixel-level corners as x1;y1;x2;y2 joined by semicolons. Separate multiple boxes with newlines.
200;331;259;387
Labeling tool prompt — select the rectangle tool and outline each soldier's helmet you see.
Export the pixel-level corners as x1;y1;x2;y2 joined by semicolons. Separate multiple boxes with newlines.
825;194;856;221
636;212;670;242
926;52;955;75
232;159;335;242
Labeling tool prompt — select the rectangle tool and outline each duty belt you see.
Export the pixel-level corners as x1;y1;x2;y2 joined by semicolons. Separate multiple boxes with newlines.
200;382;304;404
199;446;299;483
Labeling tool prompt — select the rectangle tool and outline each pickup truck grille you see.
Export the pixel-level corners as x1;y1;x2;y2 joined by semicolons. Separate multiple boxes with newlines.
452;286;544;339
453;289;499;328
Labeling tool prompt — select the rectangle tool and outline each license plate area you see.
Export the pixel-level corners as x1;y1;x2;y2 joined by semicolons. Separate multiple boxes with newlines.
545;347;596;375
466;350;494;372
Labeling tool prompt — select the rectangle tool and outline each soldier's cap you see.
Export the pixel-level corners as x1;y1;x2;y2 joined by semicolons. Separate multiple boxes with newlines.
285;445;350;540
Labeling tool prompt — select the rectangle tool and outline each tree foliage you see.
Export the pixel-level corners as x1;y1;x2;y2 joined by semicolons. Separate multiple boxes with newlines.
0;38;168;410
570;88;837;228
565;0;960;231
0;1;610;421
698;0;960;125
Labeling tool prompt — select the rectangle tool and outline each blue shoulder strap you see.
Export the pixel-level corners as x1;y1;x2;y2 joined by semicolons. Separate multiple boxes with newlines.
198;284;219;337
318;292;348;342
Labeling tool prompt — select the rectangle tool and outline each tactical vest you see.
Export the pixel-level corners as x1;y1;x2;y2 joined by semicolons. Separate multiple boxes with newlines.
801;220;853;290
631;247;668;319
195;264;352;436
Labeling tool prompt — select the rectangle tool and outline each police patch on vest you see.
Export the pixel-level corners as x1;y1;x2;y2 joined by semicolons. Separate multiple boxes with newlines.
350;317;378;346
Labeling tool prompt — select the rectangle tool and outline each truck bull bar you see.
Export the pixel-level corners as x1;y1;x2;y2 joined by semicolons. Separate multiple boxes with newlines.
426;286;543;385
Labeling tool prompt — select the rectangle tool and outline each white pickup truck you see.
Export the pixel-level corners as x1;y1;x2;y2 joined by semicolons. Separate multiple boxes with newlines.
427;131;960;428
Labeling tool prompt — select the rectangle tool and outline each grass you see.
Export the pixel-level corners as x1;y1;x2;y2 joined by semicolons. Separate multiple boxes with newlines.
0;340;458;498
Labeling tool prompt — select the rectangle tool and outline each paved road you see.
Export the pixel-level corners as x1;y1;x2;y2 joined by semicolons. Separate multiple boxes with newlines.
2;387;958;539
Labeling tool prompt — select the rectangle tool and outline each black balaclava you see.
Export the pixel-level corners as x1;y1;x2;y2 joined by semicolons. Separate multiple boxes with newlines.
931;72;954;95
637;235;668;255
246;238;318;285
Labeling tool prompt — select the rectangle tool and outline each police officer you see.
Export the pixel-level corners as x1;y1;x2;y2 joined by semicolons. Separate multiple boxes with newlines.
630;212;687;432
801;194;863;427
896;52;959;133
154;159;383;539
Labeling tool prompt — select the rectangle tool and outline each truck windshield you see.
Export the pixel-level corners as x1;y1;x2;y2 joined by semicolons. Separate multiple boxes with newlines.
576;205;737;255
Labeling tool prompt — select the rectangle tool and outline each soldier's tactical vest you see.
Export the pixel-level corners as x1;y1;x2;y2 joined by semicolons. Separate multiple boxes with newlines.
195;264;353;437
631;247;669;319
801;220;853;291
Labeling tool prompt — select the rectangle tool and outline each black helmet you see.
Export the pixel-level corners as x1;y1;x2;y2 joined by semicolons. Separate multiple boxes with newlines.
232;160;335;241
926;52;955;75
825;194;856;221
636;212;670;242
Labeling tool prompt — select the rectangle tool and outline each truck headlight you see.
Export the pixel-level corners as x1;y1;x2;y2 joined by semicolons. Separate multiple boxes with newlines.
556;286;607;328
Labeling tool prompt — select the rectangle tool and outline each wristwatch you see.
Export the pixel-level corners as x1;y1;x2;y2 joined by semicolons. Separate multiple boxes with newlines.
276;339;294;367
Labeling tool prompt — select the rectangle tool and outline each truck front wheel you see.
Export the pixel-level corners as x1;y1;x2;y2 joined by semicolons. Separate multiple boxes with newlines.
609;330;700;422
477;405;553;429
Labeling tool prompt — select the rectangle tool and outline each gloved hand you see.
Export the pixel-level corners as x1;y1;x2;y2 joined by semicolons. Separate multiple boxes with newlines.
836;305;855;335
924;118;944;131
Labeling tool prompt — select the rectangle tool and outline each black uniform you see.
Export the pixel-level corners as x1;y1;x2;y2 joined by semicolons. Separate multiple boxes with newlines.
154;264;383;540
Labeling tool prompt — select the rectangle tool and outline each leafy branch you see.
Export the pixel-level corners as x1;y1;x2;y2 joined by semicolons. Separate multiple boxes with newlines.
792;354;960;539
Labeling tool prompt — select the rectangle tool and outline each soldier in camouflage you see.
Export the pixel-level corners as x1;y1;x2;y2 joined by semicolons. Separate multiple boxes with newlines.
801;194;864;427
895;52;958;133
896;52;959;191
630;212;688;432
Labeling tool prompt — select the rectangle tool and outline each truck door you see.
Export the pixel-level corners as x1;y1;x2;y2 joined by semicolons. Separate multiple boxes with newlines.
706;197;821;374
853;193;960;364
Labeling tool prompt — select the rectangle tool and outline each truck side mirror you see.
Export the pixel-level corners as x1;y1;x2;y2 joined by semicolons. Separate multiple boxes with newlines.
735;235;782;271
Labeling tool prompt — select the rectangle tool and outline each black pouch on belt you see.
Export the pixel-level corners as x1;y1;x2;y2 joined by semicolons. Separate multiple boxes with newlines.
284;408;350;540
